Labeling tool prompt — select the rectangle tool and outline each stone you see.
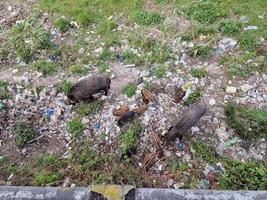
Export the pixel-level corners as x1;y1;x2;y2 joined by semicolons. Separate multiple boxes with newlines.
226;86;237;94
219;38;237;52
209;98;216;106
240;84;254;93
240;16;249;23
174;182;185;189
167;179;174;187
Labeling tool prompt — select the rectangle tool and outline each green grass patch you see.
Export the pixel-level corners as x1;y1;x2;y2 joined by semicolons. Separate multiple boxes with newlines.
67;119;85;137
68;64;89;75
54;18;71;33
97;20;118;35
190;68;207;78
225;103;267;141
12;122;38;148
151;66;166;78
122;83;137;97
218;21;242;36
76;101;103;116
34;171;62;186
0;81;10;99
8;18;51;62
183;90;202;107
31;60;58;76
123;51;143;66
98;49;113;61
238;33;260;51
58;80;72;94
131;10;163;26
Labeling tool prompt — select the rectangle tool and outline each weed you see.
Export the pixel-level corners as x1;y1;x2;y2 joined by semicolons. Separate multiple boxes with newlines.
143;80;151;91
31;60;58;76
68;64;89;75
98;49;113;61
123;51;143;65
12;122;38;148
119;121;141;156
97;20;118;35
194;45;212;60
34;171;62;186
191;141;217;163
131;10;162;26
190;68;207;78
77;101;103;116
196;26;216;35
58;80;72;94
8;18;50;62
39;154;57;167
218;21;242;36
181;33;194;42
67;119;85;137
0;81;10;99
225;103;267;141
219;160;267;190
152;66;166;78
54;18;70;33
185;1;227;24
239;33;259;51
183;90;202;106
98;63;109;73
0;47;8;61
148;42;171;64
166;157;188;173
122;83;137;97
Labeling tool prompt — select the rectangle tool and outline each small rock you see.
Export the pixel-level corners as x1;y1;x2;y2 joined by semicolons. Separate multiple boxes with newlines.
209;98;216;106
240;16;249;23
219;38;237;52
226;86;237;94
174;182;184;189
167;179;174;187
240;84;254;93
63;177;70;187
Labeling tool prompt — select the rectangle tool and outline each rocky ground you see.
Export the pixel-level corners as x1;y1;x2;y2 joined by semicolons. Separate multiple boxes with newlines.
0;0;267;189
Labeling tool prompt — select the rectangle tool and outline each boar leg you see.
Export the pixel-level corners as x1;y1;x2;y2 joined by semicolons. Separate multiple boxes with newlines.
104;88;109;96
83;95;94;103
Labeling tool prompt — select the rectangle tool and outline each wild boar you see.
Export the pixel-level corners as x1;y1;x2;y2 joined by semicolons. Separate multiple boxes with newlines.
67;75;111;103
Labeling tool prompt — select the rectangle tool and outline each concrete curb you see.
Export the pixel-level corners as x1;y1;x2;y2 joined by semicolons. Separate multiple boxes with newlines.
0;186;267;200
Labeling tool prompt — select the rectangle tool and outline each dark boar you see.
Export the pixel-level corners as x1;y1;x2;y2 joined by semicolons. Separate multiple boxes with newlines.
67;75;111;103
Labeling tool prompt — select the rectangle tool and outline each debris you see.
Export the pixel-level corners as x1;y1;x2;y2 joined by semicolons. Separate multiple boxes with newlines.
244;26;258;31
143;152;156;171
174;87;186;103
199;179;210;189
45;108;55;117
226;86;237;94
165;100;207;140
218;38;237;52
167;179;174;187
174;182;185;189
240;84;254;93
177;142;185;150
150;133;162;151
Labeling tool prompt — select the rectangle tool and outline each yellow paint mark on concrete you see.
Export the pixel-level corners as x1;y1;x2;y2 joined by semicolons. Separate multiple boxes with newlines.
91;185;135;200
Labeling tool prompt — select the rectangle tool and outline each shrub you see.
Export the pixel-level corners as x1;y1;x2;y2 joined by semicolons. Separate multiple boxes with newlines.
12;122;37;148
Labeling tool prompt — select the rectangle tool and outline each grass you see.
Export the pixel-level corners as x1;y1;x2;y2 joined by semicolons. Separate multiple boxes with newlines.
224;103;267;141
34;171;62;186
122;83;137;97
123;51;143;66
54;18;71;33
58;80;72;94
12;122;38;148
97;19;118;35
76;101;103;116
182;1;227;24
8;17;51;62
131;10;163;26
183;90;202;107
67;119;85;137
0;81;10;99
98;49;113;61
98;63;109;73
190;45;212;60
218;21;242;36
190;68;207;78
238;33;260;51
119;121;141;157
31;60;58;76
152;66;166;78
68;64;89;75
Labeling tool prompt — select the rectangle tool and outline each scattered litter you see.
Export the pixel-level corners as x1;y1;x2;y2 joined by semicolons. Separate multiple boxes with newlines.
244;26;258;31
199;179;210;189
240;16;249;23
224;137;242;148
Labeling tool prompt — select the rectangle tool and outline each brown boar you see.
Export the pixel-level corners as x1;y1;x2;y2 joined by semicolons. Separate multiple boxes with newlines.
67;75;111;103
